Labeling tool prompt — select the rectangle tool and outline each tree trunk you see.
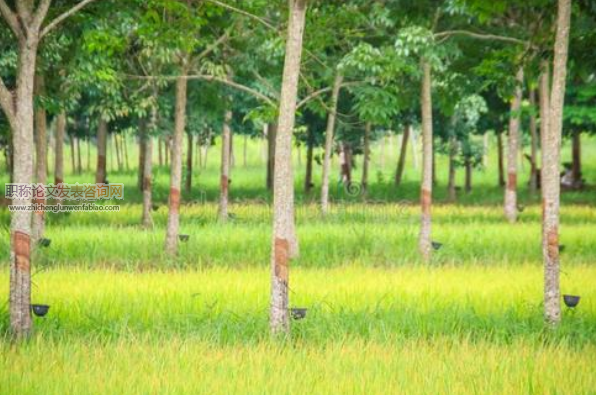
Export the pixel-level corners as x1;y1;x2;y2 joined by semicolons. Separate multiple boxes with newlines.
395;124;410;186
76;136;82;174
504;67;523;223
186;133;193;194
571;131;581;186
122;133;129;171
419;60;433;261
158;137;163;167
447;133;457;202
32;74;47;242
95;118;107;184
497;132;505;187
270;0;307;335
304;127;314;194
266;123;277;190
55;111;66;184
219;109;232;221
465;158;472;193
69;133;76;175
165;135;170;166
321;73;343;214
114;133;122;171
361;122;371;194
339;142;352;184
140;119;153;229
9;41;39;339
529;88;539;194
86;133;90;172
165;74;187;256
230;132;235;169
543;0;571;325
138;132;145;191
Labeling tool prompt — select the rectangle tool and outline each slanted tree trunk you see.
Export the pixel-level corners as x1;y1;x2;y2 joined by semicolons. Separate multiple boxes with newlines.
185;133;193;194
395;124;410;186
504;67;524;223
165;73;187;256
361;122;371;194
140;118;153;229
304;127;314;194
95;118;107;184
497;132;505;187
464;158;472;193
266;122;277;190
543;0;571;325
55;111;66;184
219;108;232;221
321;73;343;214
270;0;307;335
447;133;457;202
32;74;47;242
419;60;433;261
529;88;539;194
571;131;581;186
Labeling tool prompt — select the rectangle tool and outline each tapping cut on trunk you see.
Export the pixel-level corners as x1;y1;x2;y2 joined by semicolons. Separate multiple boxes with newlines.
14;231;31;271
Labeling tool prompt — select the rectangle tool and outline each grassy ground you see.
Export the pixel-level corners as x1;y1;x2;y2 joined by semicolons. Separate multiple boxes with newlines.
1;135;595;394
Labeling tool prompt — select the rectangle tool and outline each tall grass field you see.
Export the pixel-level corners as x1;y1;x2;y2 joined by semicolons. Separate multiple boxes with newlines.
1;136;595;394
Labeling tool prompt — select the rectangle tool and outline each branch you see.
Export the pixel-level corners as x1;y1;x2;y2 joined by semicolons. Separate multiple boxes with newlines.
127;74;276;106
32;0;51;31
204;0;276;30
434;30;527;46
0;0;22;38
296;81;362;110
40;0;101;38
0;77;15;129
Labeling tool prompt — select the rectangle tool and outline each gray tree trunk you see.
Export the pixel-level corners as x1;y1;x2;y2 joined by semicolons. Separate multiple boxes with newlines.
219;109;232;221
361;122;371;194
529;88;539;194
95;118;107;184
497;132;505;187
55;111;66;184
141;119;153;229
320;72;343;215
165;74;187;256
304;127;314;194
69;133;76;175
419;60;433;261
395;124;410;186
447;133;457;202
464;158;472;193
270;0;308;335
76;136;82;174
266;123;277;190
32;74;47;242
186;133;193;194
543;0;571;325
504;67;523;223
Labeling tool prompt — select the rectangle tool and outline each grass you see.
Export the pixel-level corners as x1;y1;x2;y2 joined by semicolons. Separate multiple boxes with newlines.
0;136;595;393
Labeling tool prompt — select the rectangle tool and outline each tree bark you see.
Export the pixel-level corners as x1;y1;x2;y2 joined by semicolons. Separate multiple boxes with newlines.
266;123;277;190
320;73;343;215
165;73;187;256
339;142;352;184
9;40;39;339
138;132;145;191
114;133;122;171
270;0;307;335
158;137;163;167
543;0;571;326
529;88;539;194
395;124;410;186
122;133;129;171
361;122;371;194
219;108;232;221
32;74;47;242
497;132;505;187
504;67;523;223
419;60;433;261
186;132;193;194
95;118;107;184
76;136;82;174
69;133;76;175
55;111;66;184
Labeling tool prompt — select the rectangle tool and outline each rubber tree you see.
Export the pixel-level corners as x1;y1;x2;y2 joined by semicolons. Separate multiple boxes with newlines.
504;67;524;223
542;0;571;325
0;0;100;339
270;0;308;335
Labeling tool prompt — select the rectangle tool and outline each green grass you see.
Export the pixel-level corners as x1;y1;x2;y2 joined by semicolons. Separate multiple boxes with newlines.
0;135;595;394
